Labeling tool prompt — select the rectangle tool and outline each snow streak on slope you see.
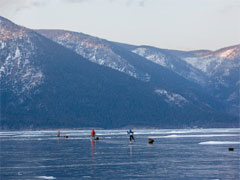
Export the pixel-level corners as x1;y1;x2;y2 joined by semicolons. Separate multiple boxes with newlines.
58;36;137;78
183;45;240;76
154;89;188;107
133;47;167;67
183;56;225;75
0;17;44;98
0;39;44;97
183;54;240;89
132;47;207;85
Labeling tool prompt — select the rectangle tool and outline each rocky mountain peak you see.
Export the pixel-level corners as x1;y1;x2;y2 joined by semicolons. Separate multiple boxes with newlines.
0;16;32;40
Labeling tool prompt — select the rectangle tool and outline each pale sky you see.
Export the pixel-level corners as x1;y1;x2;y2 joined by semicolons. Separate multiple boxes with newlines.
0;0;239;50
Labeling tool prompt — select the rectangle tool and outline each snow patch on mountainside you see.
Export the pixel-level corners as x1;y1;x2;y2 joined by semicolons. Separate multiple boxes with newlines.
227;91;238;102
132;47;167;67
71;40;138;79
183;56;226;75
183;54;240;89
0;39;44;97
0;40;6;49
183;45;240;76
155;89;188;106
132;47;207;85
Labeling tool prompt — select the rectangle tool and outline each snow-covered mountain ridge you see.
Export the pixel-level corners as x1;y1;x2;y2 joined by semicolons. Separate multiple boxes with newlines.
182;44;240;76
37;30;202;107
215;46;240;59
129;44;239;115
36;30;146;80
132;46;207;85
131;44;239;80
37;29;239;115
0;17;44;99
36;29;239;91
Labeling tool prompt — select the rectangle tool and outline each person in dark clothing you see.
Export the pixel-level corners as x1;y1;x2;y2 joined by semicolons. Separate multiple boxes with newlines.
57;130;60;137
127;129;135;142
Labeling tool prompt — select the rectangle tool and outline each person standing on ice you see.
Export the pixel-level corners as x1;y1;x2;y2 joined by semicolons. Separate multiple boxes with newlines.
91;129;96;138
57;130;60;137
127;129;135;142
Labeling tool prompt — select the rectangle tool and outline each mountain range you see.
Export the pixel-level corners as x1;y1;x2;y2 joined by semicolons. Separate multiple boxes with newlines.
0;16;239;129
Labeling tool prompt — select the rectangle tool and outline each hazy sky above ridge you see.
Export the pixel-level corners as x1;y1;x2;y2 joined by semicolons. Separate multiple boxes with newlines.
0;0;239;50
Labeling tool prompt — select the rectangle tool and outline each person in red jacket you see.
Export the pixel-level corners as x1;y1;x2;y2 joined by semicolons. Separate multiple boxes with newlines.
91;129;96;138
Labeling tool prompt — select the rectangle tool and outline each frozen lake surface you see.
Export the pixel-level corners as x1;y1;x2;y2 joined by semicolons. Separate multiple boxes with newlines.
0;128;239;179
